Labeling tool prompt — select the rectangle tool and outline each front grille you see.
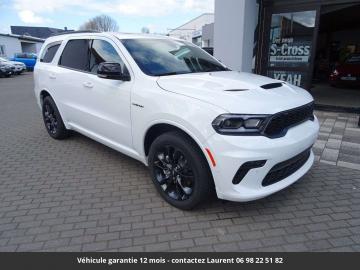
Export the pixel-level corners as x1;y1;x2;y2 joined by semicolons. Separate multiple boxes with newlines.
262;148;311;187
264;102;314;138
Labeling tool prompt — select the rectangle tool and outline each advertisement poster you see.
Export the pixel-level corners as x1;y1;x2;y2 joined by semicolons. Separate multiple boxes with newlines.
267;70;307;87
269;37;312;68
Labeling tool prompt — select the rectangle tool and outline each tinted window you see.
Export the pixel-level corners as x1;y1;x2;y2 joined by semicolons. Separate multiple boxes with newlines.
42;44;60;63
121;39;228;76
59;39;90;71
89;39;126;73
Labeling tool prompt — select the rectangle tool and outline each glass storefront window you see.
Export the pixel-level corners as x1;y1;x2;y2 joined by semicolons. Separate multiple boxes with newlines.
266;10;317;88
268;10;316;68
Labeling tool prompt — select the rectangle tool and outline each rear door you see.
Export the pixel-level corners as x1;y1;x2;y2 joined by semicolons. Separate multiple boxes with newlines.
55;38;93;129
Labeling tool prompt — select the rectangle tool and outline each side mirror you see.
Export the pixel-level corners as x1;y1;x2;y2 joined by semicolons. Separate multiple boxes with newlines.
97;62;130;81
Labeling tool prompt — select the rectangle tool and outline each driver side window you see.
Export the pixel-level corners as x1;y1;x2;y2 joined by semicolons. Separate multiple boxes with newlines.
89;39;127;75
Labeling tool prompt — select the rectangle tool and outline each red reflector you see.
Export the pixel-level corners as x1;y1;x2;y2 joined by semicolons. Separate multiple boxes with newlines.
205;148;216;167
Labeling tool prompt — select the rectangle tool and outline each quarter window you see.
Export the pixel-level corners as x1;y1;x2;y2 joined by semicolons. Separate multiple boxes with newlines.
41;43;60;63
59;39;90;71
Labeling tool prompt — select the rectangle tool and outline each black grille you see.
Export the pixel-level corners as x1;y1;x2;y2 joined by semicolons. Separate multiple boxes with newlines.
262;148;311;187
264;102;314;138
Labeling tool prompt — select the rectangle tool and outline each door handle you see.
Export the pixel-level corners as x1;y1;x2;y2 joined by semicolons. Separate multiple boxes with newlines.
49;73;56;79
83;82;94;88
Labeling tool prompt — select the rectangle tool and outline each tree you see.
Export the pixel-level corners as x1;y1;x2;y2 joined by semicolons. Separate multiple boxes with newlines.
141;27;150;34
79;15;119;32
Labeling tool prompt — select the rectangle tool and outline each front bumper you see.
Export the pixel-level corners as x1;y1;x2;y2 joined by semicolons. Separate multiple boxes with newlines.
14;66;25;72
0;68;12;76
205;117;319;202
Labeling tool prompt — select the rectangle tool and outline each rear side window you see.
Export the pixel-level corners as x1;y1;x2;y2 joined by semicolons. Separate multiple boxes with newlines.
89;39;126;74
59;39;90;71
41;44;60;63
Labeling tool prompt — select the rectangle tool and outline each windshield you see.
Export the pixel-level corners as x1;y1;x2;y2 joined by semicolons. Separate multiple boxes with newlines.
121;38;229;76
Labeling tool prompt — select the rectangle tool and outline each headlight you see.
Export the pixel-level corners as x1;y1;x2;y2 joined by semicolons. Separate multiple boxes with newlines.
212;114;269;135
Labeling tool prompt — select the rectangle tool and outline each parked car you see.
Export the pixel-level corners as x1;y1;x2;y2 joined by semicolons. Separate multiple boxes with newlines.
0;57;26;74
329;53;360;87
34;32;319;209
10;53;37;71
0;60;14;77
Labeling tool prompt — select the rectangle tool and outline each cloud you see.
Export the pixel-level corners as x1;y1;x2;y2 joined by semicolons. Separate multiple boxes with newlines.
13;0;214;21
18;10;50;24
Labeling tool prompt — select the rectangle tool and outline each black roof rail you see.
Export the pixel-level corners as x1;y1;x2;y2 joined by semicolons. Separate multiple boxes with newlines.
50;30;101;37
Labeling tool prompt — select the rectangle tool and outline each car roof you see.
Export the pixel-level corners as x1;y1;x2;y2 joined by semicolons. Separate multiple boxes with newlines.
44;31;181;44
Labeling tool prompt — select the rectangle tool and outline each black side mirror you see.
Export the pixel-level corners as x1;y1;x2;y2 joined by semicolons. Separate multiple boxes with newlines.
97;62;130;81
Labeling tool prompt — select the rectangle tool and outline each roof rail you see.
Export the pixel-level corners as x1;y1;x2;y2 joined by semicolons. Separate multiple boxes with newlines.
50;30;101;37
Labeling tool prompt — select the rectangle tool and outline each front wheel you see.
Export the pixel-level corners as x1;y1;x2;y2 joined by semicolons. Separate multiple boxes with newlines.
148;131;214;210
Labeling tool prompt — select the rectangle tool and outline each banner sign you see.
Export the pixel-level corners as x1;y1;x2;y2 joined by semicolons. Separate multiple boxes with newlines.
0;252;358;269
269;37;311;68
267;70;306;87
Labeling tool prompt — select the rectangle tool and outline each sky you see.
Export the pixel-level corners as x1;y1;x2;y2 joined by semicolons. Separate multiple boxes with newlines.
0;0;214;34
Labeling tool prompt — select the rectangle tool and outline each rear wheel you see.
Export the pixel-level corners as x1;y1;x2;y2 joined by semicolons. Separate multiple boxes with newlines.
148;131;213;210
42;96;70;139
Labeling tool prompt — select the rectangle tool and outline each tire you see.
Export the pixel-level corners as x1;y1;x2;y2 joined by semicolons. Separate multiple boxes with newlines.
148;131;214;210
42;96;70;140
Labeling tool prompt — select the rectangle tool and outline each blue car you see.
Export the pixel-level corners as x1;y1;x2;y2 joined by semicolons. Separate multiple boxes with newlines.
10;53;37;71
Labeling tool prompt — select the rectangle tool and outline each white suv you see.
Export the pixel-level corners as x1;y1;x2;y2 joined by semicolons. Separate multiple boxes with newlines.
34;31;319;209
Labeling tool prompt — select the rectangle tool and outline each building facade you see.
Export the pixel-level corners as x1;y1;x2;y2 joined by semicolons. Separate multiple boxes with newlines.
168;13;214;47
0;34;44;58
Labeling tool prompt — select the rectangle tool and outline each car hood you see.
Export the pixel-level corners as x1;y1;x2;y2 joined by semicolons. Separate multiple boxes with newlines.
157;71;314;114
0;62;15;67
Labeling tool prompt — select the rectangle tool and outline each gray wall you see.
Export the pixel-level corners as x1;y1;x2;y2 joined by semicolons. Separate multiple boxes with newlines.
202;23;214;47
214;0;258;72
0;36;22;58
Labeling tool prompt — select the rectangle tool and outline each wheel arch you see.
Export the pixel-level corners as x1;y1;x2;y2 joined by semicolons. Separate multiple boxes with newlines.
39;89;51;106
143;123;214;174
39;89;70;129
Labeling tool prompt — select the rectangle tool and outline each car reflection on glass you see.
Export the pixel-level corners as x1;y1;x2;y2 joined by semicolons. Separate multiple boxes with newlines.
329;53;360;87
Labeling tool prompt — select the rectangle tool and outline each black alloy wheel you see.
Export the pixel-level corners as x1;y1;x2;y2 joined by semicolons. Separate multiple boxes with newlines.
42;96;70;140
149;131;214;210
153;145;195;201
43;102;58;135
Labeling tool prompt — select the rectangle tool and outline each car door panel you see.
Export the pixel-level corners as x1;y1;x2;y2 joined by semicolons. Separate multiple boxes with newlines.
55;37;134;150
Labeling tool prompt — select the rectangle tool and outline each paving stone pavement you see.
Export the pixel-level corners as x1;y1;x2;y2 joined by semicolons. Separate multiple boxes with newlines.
315;111;360;170
0;73;360;252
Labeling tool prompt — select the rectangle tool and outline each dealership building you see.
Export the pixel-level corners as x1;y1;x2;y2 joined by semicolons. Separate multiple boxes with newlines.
214;0;360;111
